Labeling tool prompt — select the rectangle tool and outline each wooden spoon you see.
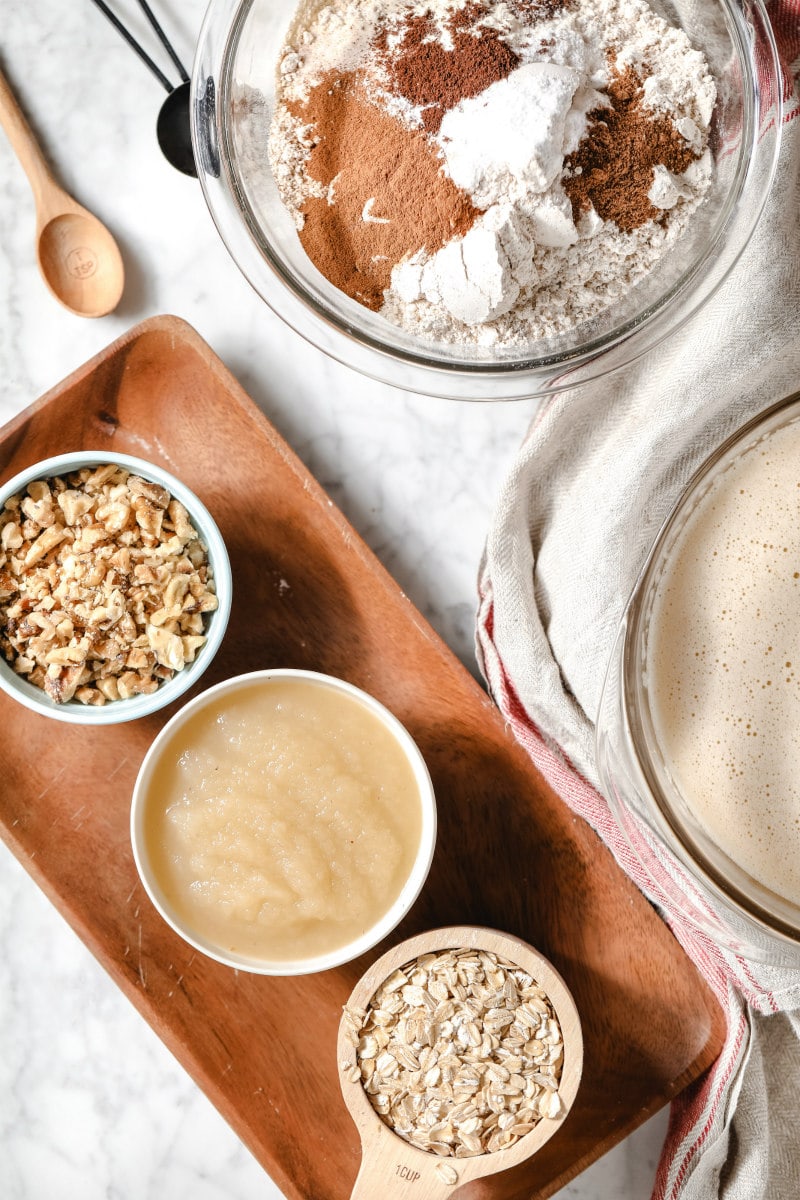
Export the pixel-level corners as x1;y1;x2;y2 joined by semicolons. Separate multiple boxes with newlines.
0;66;124;317
338;926;583;1200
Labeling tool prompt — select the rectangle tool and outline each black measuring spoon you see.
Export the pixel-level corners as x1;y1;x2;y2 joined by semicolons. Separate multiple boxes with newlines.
90;0;196;177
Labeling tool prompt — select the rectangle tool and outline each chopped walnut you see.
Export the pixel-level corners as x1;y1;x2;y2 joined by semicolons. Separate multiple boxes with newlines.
0;464;219;705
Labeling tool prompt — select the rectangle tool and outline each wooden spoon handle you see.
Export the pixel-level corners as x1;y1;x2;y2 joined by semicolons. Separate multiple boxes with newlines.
0;66;59;211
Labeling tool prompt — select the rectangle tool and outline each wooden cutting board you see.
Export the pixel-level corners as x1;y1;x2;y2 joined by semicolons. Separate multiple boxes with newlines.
0;316;724;1200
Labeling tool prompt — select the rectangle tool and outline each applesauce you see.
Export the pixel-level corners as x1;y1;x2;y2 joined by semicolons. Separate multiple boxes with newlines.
137;673;429;966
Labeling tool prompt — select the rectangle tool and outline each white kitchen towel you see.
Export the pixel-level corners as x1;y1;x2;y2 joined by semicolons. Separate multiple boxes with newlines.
476;8;800;1198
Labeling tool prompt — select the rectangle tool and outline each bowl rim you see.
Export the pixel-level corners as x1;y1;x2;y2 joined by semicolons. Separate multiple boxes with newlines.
129;667;438;975
190;0;783;400
0;450;232;725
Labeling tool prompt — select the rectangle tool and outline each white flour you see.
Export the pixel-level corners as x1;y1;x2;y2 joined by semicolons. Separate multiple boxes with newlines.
267;0;717;349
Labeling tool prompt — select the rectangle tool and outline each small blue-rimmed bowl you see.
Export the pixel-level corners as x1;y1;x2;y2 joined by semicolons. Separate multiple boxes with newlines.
0;451;232;724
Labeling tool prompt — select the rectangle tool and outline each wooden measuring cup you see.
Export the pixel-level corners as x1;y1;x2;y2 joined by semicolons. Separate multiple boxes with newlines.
338;926;583;1199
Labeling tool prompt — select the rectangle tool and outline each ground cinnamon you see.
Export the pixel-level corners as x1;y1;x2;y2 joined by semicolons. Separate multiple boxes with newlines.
377;5;520;133
563;64;697;233
291;72;480;309
287;1;526;308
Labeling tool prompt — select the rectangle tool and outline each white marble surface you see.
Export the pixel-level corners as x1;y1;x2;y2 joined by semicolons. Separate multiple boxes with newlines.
0;1;669;1196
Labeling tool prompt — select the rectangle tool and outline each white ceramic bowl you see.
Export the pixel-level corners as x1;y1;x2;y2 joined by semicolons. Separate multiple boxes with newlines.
130;669;438;975
0;451;232;724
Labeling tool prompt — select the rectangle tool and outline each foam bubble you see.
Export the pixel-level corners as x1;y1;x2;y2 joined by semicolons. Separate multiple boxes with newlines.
647;419;800;904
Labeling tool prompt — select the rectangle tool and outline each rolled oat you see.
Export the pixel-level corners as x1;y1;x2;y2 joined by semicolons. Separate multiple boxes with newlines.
341;947;565;1157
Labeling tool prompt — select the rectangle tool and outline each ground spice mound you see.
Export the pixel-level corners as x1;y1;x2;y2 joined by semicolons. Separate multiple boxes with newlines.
563;65;697;233
291;72;480;309
505;0;573;17
377;5;520;133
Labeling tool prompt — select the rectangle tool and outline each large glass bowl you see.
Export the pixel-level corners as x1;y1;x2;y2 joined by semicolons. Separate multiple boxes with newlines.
597;393;800;967
191;0;781;401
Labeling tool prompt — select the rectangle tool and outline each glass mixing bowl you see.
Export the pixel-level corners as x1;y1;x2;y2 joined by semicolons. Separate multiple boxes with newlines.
191;0;781;401
597;394;800;967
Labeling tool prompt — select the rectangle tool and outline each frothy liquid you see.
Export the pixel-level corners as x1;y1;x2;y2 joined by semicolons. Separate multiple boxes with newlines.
646;417;800;907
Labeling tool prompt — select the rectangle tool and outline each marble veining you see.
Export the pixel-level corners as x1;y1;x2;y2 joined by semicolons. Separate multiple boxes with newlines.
0;0;668;1195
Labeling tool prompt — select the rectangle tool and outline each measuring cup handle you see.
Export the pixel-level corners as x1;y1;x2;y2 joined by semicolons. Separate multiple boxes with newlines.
349;1130;458;1200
